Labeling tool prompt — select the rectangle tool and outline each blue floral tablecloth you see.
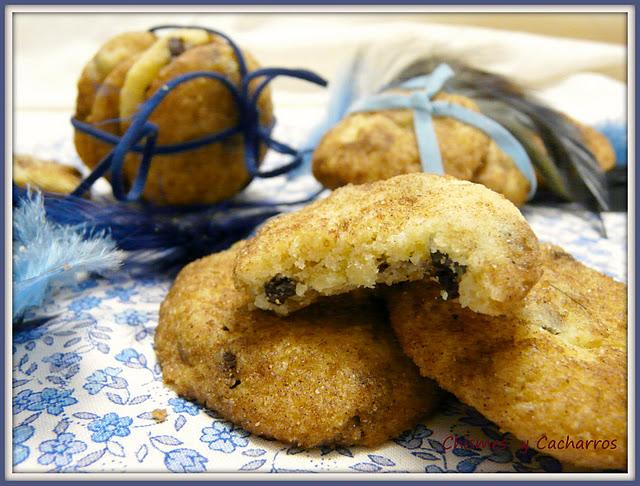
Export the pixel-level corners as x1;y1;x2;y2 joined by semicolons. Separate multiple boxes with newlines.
12;193;626;474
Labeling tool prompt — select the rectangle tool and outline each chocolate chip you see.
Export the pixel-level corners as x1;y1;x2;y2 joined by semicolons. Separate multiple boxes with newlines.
377;262;390;273
264;275;297;305
352;415;361;426
431;251;467;299
222;351;237;373
168;37;185;57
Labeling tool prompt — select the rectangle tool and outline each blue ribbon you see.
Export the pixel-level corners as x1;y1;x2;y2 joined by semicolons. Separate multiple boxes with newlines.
348;64;537;199
71;25;327;202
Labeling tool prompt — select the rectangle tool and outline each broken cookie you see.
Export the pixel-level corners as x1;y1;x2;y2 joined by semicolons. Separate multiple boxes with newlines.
234;173;542;316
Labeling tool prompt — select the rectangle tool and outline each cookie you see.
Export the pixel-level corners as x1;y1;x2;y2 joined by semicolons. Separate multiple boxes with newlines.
75;31;156;122
155;243;440;448
13;154;83;194
568;116;616;172
312;92;530;206
75;55;139;176
386;244;627;470
74;29;273;205
234;173;542;316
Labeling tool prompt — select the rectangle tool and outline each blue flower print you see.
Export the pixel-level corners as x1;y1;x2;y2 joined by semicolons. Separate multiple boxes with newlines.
42;352;81;373
164;448;208;473
38;432;87;467
106;286;137;303
115;348;139;363
168;398;200;416
13;423;34;466
200;421;250;453
13;389;35;414
83;367;125;395
88;413;132;442
395;424;433;449
115;309;149;327
25;388;78;416
115;348;145;367
69;296;101;313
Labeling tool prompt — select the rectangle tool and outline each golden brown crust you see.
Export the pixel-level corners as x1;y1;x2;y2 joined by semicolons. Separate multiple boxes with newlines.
386;244;627;470
568;116;617;172
122;43;272;205
234;173;542;316
312;92;530;206
155;243;440;448
473;141;530;207
74;56;138;172
75;31;156;122
74;30;273;205
13;154;83;194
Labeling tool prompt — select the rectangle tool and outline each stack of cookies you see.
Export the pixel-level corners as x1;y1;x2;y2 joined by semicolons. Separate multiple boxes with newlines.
155;173;627;471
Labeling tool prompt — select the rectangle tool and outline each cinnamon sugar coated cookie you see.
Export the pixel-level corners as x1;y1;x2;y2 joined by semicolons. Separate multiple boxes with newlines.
386;244;627;470
234;173;542;316
155;243;440;448
312;92;530;206
13;154;83;195
74;28;273;205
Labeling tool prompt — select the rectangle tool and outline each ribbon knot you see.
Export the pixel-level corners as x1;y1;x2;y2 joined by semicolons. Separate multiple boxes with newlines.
409;91;435;113
348;63;537;199
71;25;327;203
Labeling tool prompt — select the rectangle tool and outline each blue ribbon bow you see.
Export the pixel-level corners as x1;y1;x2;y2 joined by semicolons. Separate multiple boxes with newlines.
71;25;327;202
348;63;537;198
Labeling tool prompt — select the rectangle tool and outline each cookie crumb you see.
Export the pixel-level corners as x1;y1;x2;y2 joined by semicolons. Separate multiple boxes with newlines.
151;408;168;423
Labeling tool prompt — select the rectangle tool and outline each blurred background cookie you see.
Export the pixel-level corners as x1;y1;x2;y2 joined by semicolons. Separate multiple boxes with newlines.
313;92;531;205
74;28;273;206
311;56;617;210
156;242;440;448
13;154;83;194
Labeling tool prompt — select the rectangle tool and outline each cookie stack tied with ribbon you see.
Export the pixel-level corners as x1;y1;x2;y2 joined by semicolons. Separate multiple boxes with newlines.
72;25;326;205
310;59;615;213
156;172;626;469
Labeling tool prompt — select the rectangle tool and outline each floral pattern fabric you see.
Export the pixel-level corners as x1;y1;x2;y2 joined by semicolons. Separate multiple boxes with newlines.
12;194;626;474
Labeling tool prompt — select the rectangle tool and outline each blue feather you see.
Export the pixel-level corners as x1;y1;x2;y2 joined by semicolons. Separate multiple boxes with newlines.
13;191;123;321
12;185;290;272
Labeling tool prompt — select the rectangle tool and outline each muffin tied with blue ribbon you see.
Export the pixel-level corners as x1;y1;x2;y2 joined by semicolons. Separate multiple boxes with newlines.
74;28;273;206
